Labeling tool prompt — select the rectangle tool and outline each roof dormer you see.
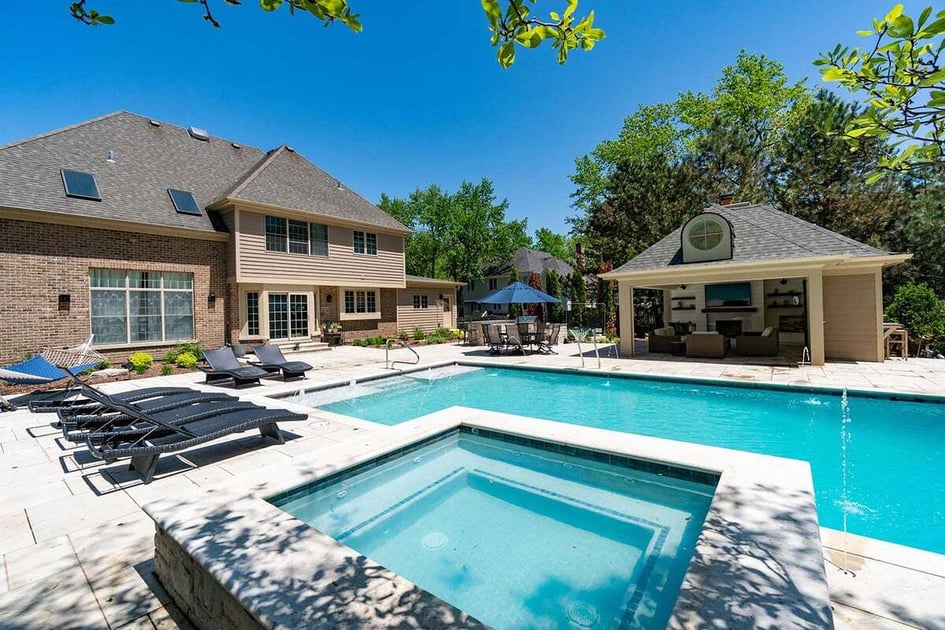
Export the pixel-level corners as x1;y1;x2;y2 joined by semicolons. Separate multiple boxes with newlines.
680;211;733;263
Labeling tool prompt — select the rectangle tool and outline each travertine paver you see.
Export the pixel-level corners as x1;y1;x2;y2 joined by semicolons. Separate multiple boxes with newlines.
0;341;942;628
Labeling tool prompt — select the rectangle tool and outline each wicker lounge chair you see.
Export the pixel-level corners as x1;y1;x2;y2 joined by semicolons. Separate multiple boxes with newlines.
59;390;238;440
37;386;195;415
253;345;313;380
72;399;259;445
78;385;307;483
200;347;269;388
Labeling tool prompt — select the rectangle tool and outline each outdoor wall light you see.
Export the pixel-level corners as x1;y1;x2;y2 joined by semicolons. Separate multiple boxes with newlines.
679;284;687;290
779;278;788;285
326;294;333;303
58;294;71;311
207;292;217;310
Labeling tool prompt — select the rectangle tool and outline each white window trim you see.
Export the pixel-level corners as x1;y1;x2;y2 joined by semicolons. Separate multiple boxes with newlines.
266;215;331;258
340;287;380;320
89;269;195;346
352;230;378;256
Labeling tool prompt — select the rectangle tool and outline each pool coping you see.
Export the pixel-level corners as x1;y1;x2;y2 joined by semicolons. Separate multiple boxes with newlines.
272;358;945;406
144;408;834;629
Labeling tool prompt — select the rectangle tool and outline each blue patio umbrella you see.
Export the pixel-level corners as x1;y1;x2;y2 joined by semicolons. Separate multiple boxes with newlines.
478;281;560;305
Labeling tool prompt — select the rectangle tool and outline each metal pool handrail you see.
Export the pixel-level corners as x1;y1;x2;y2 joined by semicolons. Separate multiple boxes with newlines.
386;338;419;370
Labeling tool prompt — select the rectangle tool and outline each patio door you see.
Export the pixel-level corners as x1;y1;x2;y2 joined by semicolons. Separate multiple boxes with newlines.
268;293;309;340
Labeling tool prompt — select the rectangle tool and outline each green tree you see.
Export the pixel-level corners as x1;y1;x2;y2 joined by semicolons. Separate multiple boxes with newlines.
69;0;605;67
817;4;945;176
545;269;565;322
571;51;808;216
580;154;705;269
526;272;544;317
379;178;528;285
767;90;910;245
533;227;572;263
568;270;586;327
885;281;945;351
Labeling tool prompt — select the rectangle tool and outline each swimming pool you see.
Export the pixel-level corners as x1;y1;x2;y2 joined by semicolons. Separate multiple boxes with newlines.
301;365;945;555
271;428;715;629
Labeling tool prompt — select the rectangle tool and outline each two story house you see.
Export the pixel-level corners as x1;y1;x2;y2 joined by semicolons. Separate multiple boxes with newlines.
0;111;458;363
464;246;574;317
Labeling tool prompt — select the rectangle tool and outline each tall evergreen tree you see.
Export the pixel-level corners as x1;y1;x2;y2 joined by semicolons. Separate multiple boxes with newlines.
569;271;586;327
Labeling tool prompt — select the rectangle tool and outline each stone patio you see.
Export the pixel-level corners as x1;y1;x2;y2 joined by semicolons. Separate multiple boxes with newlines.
0;341;943;629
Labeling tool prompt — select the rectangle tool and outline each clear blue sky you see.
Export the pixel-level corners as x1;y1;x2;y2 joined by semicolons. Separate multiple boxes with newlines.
0;1;909;234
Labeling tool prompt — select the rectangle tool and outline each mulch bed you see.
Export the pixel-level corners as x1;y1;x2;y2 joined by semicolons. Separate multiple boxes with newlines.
2;364;197;397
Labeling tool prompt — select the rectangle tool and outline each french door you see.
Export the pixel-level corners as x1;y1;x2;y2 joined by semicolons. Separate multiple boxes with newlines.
268;293;309;340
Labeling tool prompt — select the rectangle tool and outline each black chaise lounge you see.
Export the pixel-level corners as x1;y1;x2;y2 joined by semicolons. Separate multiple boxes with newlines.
78;384;307;483
253;344;313;380
40;386;195;415
200;347;269;388
59;390;239;441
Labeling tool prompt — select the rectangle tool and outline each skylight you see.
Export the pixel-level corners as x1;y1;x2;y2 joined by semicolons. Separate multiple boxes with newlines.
167;189;202;215
61;169;101;201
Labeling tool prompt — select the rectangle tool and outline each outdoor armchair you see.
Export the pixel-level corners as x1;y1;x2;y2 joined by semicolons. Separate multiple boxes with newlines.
253;344;313;380
735;328;779;357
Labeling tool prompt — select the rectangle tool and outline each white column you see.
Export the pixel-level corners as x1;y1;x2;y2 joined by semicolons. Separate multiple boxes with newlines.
662;289;673;327
619;281;635;357
807;270;825;366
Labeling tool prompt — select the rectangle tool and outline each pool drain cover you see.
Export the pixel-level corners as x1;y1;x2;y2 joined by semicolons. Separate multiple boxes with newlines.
566;601;600;627
422;532;448;550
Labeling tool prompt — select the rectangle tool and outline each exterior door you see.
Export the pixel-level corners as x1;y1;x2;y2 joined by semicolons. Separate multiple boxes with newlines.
268;293;310;340
289;294;309;338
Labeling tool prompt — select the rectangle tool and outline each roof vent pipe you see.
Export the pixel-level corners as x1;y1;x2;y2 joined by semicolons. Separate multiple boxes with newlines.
106;150;116;164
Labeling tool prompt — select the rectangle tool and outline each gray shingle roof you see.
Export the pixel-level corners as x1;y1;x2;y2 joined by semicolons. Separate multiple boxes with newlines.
484;246;574;278
218;146;409;233
0;111;266;234
612;203;893;274
0;111;408;235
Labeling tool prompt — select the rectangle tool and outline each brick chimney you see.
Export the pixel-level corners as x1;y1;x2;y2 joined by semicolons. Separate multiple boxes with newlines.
719;192;735;206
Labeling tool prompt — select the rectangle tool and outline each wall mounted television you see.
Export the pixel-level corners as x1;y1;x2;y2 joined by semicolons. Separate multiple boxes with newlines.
705;282;751;307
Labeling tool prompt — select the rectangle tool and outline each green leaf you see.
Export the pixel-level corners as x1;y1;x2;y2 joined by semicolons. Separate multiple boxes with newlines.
259;0;283;12
884;4;904;24
481;0;502;27
821;67;847;82
856;30;875;37
96;15;115;24
498;41;516;68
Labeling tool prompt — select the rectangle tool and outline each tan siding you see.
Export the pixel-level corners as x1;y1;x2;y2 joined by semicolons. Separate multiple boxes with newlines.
237;210;405;287
823;274;882;361
397;289;452;332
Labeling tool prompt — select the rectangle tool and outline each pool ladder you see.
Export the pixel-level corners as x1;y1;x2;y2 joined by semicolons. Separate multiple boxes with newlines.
386;338;420;370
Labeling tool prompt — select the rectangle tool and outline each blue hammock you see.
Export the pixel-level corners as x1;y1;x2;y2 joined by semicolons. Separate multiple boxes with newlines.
0;355;101;386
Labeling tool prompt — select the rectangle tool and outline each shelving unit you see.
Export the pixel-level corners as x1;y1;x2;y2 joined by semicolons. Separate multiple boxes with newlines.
702;306;757;313
671;306;696;311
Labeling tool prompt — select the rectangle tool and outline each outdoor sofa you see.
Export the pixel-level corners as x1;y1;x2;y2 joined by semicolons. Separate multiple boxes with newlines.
735;328;779;357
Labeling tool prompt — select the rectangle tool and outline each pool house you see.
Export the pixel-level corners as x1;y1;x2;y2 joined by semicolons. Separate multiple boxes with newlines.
602;201;910;366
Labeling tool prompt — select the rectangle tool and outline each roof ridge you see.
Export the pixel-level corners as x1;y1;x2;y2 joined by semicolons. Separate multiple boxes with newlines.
0;111;125;152
756;204;890;254
215;146;287;204
716;204;823;257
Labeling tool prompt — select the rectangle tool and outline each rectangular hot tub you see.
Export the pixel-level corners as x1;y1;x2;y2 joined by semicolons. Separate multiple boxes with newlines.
270;428;716;629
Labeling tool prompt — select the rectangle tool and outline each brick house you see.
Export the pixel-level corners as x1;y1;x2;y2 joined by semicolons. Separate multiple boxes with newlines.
0;111;458;363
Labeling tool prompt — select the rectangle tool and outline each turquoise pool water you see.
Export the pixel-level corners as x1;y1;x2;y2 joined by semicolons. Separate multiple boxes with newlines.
305;366;945;555
272;429;714;630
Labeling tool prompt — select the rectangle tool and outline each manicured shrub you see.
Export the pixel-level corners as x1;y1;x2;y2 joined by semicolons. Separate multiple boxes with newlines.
160;364;173;376
413;328;426;341
163;342;203;364
129;352;154;375
886;281;945;350
397;329;410;341
426;333;446;344
175;351;198;369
